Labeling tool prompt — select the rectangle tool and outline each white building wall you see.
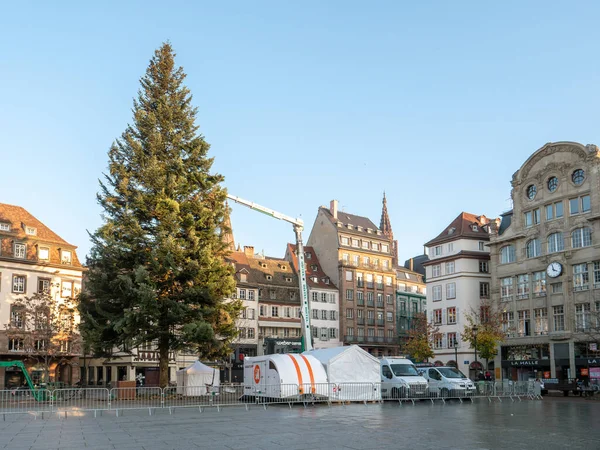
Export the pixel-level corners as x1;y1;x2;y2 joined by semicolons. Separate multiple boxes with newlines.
309;288;341;349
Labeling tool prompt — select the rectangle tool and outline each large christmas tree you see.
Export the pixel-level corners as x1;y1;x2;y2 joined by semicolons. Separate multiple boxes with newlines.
80;43;237;387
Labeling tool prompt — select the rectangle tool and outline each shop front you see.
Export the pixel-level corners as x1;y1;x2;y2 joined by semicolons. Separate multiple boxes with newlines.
263;338;302;355
501;344;551;381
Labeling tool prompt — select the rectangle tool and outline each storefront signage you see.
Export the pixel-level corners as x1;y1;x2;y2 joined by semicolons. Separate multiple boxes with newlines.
581;368;589;376
510;360;539;367
587;359;599;365
590;343;597;351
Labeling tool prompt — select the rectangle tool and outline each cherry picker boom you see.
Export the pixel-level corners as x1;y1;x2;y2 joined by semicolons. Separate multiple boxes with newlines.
226;194;313;352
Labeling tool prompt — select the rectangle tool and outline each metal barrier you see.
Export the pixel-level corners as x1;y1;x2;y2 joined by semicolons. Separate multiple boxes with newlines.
0;380;543;417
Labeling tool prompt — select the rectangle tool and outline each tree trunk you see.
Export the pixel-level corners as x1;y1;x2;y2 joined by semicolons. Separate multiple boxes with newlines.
158;337;170;388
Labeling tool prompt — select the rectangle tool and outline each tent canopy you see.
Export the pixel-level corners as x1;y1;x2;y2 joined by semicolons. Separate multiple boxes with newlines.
176;361;220;387
304;345;380;384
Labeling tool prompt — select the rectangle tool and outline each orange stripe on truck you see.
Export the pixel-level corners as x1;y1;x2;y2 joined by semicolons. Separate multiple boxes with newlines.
288;354;304;394
300;355;316;394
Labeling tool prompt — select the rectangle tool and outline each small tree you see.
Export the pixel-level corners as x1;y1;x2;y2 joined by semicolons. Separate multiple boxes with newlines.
462;302;506;371
403;312;439;363
5;285;80;385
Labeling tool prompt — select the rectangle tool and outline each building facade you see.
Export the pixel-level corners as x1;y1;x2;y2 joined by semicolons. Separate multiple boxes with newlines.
395;266;427;352
423;212;496;376
307;197;398;356
285;244;340;349
488;142;600;382
0;204;84;388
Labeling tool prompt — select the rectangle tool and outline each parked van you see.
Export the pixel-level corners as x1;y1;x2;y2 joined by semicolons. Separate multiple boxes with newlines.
420;366;475;397
380;357;428;398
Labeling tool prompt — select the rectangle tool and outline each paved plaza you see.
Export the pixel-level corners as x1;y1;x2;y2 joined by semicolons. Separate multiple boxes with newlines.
0;398;598;450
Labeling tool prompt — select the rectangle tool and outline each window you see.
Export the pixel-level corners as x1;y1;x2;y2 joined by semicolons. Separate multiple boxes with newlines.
445;261;455;274
572;169;585;185
366;292;374;306
478;241;485;251
345;270;353;282
38;247;50;260
433;309;442;325
447;332;457;349
248;290;255;301
448;243;454;252
312;309;319;319
526;239;541;258
59;341;72;353
330;310;337;321
0;223;10;231
346;289;354;300
446;282;456;299
38;278;51;294
533;271;546;296
433;246;442;256
61;250;72;264
346;308;354;319
502;312;515;336
12;275;26;293
34;339;47;351
382;260;389;269
239;289;246;299
480;282;490;298
447;307;457;324
271;306;279;317
551;282;563;294
432;265;441;277
356;291;364;305
328;328;337;339
321;310;327;320
386;294;392;304
553;306;565;332
312;292;318;302
362;241;370;250
269;290;277;300
534;309;548;335
594;261;600;288
479;261;489;273
14;243;26;259
386;312;393;322
238;328;247;339
341;237;349;245
247;328;255;339
533;208;541;225
10;307;23;328
472;225;478;232
517;311;531;337
312;326;318;338
517;274;529;299
527;185;537;199
434;334;443;349
8;338;24;352
571;227;592;248
351;239;359;248
575;303;591;331
547;232;564;253
501;277;513;300
547;176;558;192
376;275;383;289
573;263;589;291
524;211;532;228
329;293;336;303
319;293;326;302
570;195;591;216
432;285;442;301
500;245;516;264
259;305;266;316
376;293;383;307
61;281;73;298
347;327;354;337
284;307;291;318
385;276;392;287
545;204;554;221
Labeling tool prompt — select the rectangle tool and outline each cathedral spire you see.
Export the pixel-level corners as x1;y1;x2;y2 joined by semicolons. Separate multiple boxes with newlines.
380;192;393;238
222;201;235;252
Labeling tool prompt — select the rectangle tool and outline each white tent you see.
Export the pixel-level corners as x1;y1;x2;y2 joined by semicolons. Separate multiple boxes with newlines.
304;345;381;400
176;361;220;396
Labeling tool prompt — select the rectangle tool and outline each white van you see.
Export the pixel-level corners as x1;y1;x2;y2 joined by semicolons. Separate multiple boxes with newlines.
380;357;428;398
420;366;475;397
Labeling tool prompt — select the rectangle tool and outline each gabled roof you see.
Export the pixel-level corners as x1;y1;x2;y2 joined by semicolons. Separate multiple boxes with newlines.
0;203;75;247
286;243;338;290
425;212;491;247
319;207;382;237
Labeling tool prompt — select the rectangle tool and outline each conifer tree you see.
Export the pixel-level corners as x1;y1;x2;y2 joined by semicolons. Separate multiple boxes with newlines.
79;43;237;387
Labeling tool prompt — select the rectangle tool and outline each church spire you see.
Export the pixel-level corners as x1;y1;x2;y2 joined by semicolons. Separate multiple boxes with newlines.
222;201;235;252
380;192;393;238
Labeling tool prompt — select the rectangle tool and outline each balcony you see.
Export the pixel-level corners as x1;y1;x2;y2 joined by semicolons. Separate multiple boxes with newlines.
357;299;365;306
366;282;374;289
357;280;364;288
376;302;384;309
376;283;384;290
357;317;365;325
367;318;375;325
344;335;397;345
376;319;384;326
367;301;374;307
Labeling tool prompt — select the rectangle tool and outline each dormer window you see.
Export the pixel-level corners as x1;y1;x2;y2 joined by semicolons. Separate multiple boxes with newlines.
366;228;372;234
284;277;291;282
323;278;330;285
347;224;353;230
337;222;342;227
305;252;312;260
280;264;287;271
376;230;382;235
311;276;318;283
14;243;26;259
239;273;247;282
357;226;363;232
472;225;478;232
38;247;50;261
25;226;37;236
448;227;456;235
311;264;318;271
0;223;10;232
265;275;272;281
61;250;72;265
261;262;267;268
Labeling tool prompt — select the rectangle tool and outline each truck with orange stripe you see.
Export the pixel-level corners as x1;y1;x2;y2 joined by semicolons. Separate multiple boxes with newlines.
243;353;329;399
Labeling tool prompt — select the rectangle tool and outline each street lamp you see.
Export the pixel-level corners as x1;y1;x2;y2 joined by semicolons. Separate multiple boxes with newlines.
472;325;479;365
454;341;459;368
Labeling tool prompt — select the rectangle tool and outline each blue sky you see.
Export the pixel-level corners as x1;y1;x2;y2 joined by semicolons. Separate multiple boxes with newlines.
1;1;600;264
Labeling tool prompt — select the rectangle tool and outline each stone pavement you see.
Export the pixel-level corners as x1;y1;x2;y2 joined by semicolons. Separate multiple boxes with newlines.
0;398;598;450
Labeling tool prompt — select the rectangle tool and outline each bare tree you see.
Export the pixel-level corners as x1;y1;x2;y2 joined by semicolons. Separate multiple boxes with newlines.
5;284;80;385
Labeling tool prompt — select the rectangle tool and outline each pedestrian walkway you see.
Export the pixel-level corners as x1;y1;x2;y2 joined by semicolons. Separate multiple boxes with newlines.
0;399;598;450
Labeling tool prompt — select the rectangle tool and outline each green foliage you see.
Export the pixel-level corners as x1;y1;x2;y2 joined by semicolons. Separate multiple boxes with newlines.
79;43;237;387
403;313;437;363
462;302;506;368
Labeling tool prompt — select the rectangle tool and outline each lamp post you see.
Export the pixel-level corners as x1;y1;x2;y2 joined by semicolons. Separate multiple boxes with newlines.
473;325;479;365
454;341;459;368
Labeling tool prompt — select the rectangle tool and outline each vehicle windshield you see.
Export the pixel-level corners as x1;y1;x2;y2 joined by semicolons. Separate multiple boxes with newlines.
437;367;467;379
390;364;420;377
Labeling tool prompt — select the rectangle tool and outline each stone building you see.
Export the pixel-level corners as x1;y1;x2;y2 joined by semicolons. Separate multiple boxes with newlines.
488;142;600;382
395;265;427;353
307;196;398;356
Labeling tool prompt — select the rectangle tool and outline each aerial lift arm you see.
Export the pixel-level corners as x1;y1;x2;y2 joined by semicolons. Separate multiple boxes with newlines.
226;194;313;352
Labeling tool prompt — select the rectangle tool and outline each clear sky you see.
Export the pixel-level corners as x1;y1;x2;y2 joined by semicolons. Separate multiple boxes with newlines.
2;1;599;265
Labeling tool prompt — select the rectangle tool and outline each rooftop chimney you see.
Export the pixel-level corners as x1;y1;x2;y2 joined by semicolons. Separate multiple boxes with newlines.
244;246;254;258
409;258;414;272
330;199;338;219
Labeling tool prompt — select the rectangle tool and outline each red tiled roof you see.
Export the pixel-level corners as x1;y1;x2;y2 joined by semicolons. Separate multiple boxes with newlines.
425;212;491;247
286;243;338;290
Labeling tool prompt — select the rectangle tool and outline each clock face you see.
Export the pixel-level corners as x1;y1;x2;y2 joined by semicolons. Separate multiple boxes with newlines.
546;262;562;278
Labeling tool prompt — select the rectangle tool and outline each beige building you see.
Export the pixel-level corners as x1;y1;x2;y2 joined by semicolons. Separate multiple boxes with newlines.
488;142;600;382
0;203;84;387
307;196;398;356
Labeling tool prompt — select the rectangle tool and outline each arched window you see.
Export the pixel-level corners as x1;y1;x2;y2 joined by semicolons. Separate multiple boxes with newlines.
526;239;541;258
571;227;592;248
547;232;564;253
500;245;516;264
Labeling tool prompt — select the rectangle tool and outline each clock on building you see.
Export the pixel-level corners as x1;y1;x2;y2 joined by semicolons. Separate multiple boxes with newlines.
546;261;562;278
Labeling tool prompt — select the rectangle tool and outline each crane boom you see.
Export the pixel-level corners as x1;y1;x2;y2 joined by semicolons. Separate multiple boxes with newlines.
226;193;313;352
